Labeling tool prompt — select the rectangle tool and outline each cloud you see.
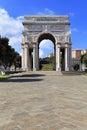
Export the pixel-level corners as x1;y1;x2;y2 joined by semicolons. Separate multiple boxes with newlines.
69;12;75;17
39;49;44;58
39;40;54;58
40;40;54;49
71;28;78;33
0;8;55;57
0;8;23;53
38;8;55;15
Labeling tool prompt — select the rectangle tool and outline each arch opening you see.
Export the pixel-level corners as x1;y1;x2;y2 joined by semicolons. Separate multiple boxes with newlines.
38;33;56;71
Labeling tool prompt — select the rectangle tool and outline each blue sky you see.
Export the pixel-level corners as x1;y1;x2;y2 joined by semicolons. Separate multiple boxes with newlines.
0;0;87;57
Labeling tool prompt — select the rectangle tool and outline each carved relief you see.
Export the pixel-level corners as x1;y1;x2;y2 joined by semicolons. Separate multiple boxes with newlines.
27;36;33;42
25;25;42;32
47;25;66;31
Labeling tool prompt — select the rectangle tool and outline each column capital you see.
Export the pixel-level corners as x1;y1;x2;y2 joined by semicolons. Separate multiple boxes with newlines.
57;42;61;44
21;43;24;48
65;42;69;48
22;37;25;43
25;42;29;48
33;42;37;48
68;42;72;47
57;42;61;47
68;43;72;48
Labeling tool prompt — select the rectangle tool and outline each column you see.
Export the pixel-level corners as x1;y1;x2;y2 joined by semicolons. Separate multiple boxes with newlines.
36;45;39;70
68;43;72;71
33;44;36;71
25;43;29;71
56;43;61;71
54;46;56;70
28;49;32;70
21;44;25;70
65;43;69;71
33;43;39;71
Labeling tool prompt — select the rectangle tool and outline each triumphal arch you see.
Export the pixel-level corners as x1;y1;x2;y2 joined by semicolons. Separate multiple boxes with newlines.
22;15;72;71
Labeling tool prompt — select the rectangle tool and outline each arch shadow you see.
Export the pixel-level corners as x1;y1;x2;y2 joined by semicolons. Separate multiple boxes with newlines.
0;74;45;83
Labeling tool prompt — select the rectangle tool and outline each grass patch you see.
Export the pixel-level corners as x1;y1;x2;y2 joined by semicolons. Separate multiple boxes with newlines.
41;64;54;71
0;75;9;79
84;74;87;76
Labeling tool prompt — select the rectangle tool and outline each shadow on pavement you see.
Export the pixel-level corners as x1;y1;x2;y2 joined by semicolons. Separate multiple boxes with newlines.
0;74;45;82
11;74;46;78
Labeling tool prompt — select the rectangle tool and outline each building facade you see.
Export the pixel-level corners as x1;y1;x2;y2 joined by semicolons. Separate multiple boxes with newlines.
72;49;87;71
22;15;72;71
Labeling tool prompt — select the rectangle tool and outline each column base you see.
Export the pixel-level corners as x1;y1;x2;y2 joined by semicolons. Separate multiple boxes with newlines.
65;67;69;71
56;67;61;71
33;66;39;71
24;68;29;71
33;68;36;71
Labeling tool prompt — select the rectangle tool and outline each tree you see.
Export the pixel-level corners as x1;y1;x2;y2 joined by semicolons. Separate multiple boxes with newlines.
82;53;87;67
13;52;21;71
73;63;79;71
80;53;87;66
0;36;21;70
80;53;87;71
0;37;9;69
39;56;55;70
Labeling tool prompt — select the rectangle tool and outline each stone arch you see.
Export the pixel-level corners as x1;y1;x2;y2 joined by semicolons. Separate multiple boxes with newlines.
22;15;72;71
37;32;56;45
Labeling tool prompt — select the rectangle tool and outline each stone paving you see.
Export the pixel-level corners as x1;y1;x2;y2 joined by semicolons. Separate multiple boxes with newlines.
0;71;87;130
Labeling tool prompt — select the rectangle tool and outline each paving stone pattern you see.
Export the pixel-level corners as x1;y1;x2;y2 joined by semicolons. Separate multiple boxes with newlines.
0;71;87;130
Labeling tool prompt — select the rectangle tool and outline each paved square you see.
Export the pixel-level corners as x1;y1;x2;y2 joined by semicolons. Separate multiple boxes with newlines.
0;71;87;130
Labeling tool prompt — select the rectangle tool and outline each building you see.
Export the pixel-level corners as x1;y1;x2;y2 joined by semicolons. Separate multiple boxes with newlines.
72;49;87;71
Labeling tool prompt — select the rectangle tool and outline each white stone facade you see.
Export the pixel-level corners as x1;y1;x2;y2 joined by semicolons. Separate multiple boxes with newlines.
22;15;72;71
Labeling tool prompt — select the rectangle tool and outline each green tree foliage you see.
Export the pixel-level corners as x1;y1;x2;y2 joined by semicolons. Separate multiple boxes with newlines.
0;36;21;70
40;56;55;64
80;53;87;67
73;63;79;71
13;52;21;71
39;56;55;70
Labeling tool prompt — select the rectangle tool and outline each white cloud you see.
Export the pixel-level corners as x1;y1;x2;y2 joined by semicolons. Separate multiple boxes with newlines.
40;40;54;49
10;35;21;45
38;8;55;15
0;8;23;53
39;49;44;58
71;28;78;33
39;40;54;58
